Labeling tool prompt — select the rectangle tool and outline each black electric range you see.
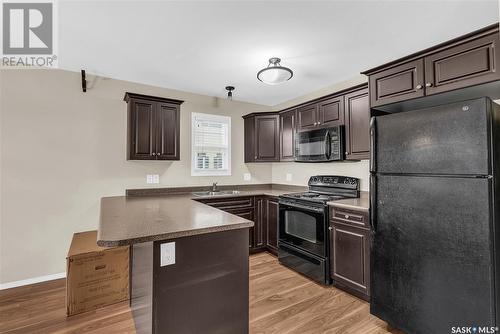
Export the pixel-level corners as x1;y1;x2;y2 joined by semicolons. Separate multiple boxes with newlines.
278;175;360;284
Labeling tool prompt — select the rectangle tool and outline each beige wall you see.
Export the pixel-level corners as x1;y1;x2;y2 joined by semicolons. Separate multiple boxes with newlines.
271;75;370;191
0;69;370;285
0;69;272;284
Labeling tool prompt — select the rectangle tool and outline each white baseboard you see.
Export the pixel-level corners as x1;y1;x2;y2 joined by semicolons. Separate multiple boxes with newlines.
0;272;66;290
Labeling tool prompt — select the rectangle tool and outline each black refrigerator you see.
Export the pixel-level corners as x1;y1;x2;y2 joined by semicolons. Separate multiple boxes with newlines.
370;97;500;334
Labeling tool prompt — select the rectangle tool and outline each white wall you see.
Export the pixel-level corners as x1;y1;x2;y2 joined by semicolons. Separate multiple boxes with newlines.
271;75;370;191
0;69;272;284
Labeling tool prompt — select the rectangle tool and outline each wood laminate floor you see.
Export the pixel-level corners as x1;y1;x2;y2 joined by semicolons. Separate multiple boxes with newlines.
0;252;399;334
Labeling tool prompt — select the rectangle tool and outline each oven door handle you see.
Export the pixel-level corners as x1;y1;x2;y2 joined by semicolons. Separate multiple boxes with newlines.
280;202;324;214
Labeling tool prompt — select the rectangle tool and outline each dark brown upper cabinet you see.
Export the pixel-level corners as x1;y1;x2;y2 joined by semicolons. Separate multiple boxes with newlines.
297;104;318;131
424;33;500;96
125;92;183;160
345;87;370;160
368;59;425;107
279;109;296;161
363;23;500;108
243;113;280;162
297;96;345;131
318;96;344;127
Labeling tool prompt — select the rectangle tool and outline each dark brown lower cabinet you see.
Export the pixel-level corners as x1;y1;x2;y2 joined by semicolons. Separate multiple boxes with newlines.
265;197;279;255
330;206;370;301
196;195;279;255
253;197;266;251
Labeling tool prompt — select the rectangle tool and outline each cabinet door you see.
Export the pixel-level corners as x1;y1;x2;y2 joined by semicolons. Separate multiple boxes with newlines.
297;104;318;131
330;224;370;300
156;102;180;160
254;197;266;249
424;32;500;95
265;197;279;254
280;109;296;161
226;207;255;249
318;96;344;128
129;99;156;160
244;117;255;163
255;115;280;162
345;88;370;160
369;59;425;107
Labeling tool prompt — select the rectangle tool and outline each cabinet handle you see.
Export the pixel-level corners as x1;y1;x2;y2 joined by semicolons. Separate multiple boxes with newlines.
318;121;321;125
344;214;349;219
416;84;423;90
314;122;318;126
425;82;433;87
328;226;333;231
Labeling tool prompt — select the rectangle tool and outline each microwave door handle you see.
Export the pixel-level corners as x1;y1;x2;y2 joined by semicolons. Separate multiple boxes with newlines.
324;131;331;159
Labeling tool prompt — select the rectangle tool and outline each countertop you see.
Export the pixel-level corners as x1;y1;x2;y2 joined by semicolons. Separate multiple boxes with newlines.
98;185;306;247
98;185;369;247
327;191;370;212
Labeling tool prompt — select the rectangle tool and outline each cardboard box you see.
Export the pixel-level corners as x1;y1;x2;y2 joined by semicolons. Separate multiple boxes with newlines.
66;231;129;316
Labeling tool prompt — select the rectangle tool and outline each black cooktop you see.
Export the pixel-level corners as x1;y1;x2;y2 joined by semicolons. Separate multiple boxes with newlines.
280;192;346;204
280;175;360;205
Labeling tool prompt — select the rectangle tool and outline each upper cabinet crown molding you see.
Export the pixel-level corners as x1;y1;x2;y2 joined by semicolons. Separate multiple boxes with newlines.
362;23;500;109
124;92;184;105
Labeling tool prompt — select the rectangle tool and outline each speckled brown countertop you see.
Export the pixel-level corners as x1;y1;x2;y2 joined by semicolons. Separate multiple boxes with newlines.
327;191;370;212
98;184;306;247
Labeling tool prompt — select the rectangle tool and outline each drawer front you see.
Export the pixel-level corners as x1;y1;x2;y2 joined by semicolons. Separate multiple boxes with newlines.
369;59;425;107
424;32;500;95
199;196;254;210
330;206;368;228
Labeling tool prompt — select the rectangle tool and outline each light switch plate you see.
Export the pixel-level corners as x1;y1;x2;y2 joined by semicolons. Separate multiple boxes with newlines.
243;173;251;181
152;174;160;184
160;242;175;266
146;175;153;184
286;173;292;182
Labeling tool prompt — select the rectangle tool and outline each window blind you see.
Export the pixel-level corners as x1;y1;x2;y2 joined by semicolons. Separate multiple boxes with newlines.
191;113;231;175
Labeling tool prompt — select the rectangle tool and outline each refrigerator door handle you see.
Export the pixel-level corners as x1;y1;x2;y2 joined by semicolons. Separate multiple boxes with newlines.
370;116;376;173
370;173;377;233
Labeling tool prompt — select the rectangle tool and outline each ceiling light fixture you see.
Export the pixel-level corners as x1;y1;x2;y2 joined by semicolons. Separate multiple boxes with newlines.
257;57;293;85
225;86;235;100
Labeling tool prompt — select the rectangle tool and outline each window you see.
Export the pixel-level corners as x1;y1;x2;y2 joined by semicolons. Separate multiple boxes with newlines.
191;112;231;176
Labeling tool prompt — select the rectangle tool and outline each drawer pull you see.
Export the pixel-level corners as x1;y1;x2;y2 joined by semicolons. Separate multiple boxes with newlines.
344;214;349;219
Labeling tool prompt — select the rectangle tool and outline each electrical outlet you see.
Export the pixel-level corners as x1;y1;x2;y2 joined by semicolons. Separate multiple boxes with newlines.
147;174;160;184
160;242;175;266
286;173;292;182
243;173;251;181
152;174;159;184
146;175;153;184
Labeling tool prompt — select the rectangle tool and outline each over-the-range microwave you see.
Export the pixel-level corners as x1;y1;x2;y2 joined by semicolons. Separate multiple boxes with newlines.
294;126;345;162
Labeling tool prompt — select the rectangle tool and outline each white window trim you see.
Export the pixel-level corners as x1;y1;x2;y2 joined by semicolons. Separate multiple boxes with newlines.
191;112;232;176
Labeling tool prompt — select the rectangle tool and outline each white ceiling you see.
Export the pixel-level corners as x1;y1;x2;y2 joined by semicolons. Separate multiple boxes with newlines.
58;1;499;106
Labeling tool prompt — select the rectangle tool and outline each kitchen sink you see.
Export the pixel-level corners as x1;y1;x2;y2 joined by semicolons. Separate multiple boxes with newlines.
192;190;241;197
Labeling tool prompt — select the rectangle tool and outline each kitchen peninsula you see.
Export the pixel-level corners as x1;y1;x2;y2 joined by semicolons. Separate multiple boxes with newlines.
98;192;255;334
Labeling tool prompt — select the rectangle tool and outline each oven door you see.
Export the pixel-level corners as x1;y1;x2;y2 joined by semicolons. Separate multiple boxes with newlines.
294;128;331;162
278;202;326;257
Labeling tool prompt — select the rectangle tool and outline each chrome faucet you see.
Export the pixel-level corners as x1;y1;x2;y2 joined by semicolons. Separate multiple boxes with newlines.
211;182;218;192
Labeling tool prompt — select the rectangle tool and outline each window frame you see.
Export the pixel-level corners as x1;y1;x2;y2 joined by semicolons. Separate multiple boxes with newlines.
191;112;232;176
